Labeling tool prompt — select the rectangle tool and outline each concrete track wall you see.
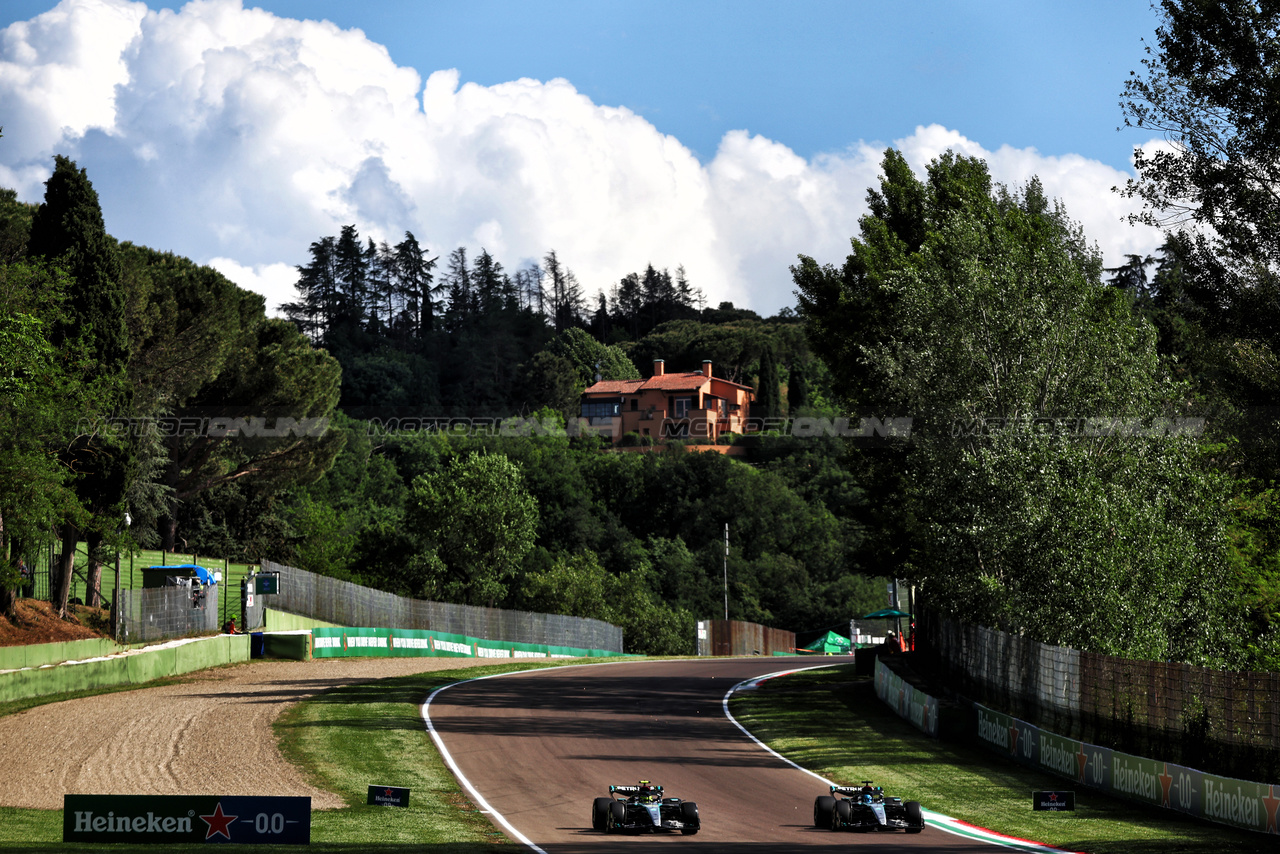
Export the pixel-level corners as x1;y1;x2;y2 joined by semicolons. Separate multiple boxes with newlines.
0;635;250;704
263;608;343;631
0;637;133;671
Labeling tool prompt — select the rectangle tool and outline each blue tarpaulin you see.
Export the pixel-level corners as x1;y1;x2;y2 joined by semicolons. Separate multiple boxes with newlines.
144;564;218;585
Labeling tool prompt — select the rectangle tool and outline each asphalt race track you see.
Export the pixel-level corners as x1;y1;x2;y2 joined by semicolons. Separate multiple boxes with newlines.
426;657;1007;852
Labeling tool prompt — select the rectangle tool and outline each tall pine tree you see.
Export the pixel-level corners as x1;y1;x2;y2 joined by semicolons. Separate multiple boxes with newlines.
26;156;132;616
28;156;127;373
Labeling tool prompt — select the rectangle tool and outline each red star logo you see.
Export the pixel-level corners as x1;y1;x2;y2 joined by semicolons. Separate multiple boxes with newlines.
1158;763;1174;808
1263;785;1280;833
1009;723;1019;757
1076;746;1088;782
385;788;394;797
1049;793;1058;802
200;802;238;840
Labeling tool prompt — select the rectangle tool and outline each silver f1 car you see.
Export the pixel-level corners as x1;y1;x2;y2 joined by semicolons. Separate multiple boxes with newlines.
813;781;924;833
591;781;700;835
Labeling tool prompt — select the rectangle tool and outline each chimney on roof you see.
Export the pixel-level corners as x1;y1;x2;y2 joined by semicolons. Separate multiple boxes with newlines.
654;359;665;377
702;360;712;378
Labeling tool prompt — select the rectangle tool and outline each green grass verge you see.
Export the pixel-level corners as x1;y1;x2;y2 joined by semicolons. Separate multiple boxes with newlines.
0;659;592;852
730;663;1277;854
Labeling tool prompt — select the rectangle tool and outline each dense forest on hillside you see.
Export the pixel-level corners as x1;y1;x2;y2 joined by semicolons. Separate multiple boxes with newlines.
5;1;1280;663
0;144;881;655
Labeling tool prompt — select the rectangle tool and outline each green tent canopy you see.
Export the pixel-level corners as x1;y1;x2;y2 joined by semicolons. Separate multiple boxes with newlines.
861;608;911;620
803;631;852;654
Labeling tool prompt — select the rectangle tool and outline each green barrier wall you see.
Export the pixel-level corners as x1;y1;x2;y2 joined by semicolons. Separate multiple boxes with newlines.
0;637;133;671
310;626;631;661
263;608;344;631
0;635;251;704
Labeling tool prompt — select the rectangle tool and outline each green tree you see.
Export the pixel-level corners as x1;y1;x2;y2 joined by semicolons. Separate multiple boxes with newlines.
796;149;1235;663
408;452;537;606
286;494;355;579
26;156;132;616
159;317;344;550
0;188;36;263
544;250;585;334
121;244;266;413
548;326;639;386
786;358;810;413
0;261;86;617
28;156;128;373
1121;0;1280;330
516;550;694;655
755;344;782;420
1119;1;1280;481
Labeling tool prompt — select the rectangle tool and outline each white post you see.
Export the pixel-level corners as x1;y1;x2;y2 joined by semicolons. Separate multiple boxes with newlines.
723;523;729;621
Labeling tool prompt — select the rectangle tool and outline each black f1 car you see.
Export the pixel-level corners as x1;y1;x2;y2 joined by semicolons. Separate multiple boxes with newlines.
591;781;700;835
813;781;924;833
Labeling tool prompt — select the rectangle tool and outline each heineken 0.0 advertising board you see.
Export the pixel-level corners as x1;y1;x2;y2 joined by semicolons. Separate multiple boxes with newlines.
64;795;310;844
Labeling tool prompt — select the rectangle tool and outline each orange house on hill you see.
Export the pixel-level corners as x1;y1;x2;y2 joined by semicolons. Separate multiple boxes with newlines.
580;359;754;443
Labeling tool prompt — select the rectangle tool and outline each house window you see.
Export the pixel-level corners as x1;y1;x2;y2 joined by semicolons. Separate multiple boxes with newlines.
580;400;621;418
631;398;638;411
673;397;692;418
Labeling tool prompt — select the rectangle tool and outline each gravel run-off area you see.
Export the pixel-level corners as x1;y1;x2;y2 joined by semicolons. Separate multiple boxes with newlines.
0;656;484;810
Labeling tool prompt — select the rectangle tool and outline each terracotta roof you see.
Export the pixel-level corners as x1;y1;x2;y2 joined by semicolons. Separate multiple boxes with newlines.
637;372;710;391
582;370;754;396
581;379;645;395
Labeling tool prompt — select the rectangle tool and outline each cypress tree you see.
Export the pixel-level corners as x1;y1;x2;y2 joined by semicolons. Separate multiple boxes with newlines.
787;359;810;413
756;345;782;420
27;155;127;373
26;156;131;616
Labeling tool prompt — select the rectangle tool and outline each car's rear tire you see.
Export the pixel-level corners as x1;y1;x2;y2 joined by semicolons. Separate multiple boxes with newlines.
679;801;699;835
813;795;835;828
904;800;924;833
592;797;612;831
606;801;626;834
832;798;852;830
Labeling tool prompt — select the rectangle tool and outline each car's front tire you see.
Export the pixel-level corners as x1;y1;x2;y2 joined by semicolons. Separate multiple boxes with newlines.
591;797;612;831
904;800;924;833
832;798;852;830
679;801;699;835
813;795;835;828
606;801;626;834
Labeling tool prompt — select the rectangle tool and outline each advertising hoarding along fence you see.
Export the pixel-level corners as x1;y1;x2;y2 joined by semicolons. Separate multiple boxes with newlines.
918;608;1280;783
873;657;939;737
309;627;626;660
971;701;1280;836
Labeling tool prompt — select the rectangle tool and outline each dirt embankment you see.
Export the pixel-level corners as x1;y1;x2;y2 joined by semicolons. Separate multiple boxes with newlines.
0;605;482;810
0;599;111;646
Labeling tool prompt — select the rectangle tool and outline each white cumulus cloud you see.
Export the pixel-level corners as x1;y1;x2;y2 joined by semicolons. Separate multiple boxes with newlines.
0;0;1164;318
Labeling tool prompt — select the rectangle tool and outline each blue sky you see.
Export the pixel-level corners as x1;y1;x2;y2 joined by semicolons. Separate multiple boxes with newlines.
0;1;1166;314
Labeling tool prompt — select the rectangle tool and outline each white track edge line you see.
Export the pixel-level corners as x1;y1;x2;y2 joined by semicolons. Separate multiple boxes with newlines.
723;664;1080;854
421;659;645;853
422;666;561;854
